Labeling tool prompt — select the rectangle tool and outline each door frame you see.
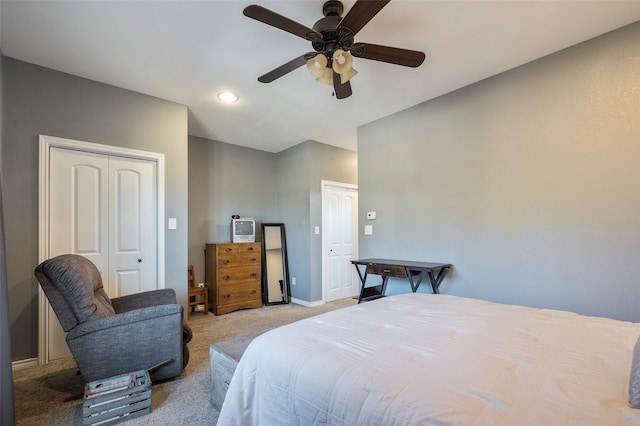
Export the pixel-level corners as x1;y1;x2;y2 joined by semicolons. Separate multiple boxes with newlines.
321;180;358;303
37;134;166;365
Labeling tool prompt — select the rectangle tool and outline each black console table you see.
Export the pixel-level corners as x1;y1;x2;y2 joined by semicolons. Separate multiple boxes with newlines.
350;259;452;303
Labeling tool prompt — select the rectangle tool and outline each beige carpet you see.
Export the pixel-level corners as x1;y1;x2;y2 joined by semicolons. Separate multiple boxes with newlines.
12;298;356;425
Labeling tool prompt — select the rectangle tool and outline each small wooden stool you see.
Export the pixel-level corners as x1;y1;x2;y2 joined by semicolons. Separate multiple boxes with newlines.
187;265;208;319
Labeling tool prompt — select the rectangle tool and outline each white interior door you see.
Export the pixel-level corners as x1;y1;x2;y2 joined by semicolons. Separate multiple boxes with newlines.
46;147;158;360
109;157;157;297
323;181;359;302
48;148;109;359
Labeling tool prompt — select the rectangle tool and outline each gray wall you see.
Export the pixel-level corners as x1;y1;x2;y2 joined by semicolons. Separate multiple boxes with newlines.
277;141;357;302
188;135;278;283
188;138;357;304
358;22;640;321
308;142;357;302
3;58;189;361
277;142;312;301
0;38;16;423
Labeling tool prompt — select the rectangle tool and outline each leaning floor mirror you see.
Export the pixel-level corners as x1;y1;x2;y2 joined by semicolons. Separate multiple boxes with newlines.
261;223;291;305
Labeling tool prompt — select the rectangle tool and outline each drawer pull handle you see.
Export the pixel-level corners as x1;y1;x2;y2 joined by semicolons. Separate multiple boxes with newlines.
223;275;230;281
223;260;231;265
223;294;231;299
250;258;257;263
247;247;254;251
249;289;257;295
250;273;257;278
225;248;232;252
383;269;391;273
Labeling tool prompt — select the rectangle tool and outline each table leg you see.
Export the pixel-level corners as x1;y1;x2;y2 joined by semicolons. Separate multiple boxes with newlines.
353;264;368;303
406;268;426;293
379;275;390;296
354;263;389;303
427;267;451;294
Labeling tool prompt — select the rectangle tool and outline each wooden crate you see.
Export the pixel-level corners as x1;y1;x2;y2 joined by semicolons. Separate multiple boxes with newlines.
82;370;151;425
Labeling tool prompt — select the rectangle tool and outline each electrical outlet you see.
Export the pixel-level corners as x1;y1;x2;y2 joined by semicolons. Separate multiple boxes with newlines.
367;211;376;220
291;276;297;285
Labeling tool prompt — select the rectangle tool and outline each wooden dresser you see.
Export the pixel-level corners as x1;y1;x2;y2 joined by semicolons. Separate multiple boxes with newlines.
205;242;262;316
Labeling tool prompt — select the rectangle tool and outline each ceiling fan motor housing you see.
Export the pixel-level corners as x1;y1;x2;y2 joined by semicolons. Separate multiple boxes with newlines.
312;1;354;59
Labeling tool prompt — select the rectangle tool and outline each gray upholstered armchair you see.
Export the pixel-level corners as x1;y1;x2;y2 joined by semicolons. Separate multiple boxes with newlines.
35;254;191;383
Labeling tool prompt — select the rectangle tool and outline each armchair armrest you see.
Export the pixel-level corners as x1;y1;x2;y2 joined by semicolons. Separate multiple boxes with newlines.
111;288;177;313
67;304;182;339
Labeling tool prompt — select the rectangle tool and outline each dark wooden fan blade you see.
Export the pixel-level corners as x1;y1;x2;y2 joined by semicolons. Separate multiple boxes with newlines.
244;5;322;41
351;43;425;68
338;0;390;36
257;54;313;83
333;71;352;99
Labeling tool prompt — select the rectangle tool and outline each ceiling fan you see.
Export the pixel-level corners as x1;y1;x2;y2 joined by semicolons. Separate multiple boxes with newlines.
243;0;426;99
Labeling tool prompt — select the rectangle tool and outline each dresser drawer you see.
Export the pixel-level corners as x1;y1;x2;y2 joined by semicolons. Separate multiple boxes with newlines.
216;243;261;254
218;265;260;283
217;282;261;306
217;253;260;268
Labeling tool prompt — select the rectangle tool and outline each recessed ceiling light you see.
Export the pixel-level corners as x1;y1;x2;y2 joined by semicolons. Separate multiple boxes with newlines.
217;92;238;103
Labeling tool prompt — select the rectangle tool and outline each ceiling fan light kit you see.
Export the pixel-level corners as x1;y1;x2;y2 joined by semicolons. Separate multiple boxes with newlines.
306;49;357;85
317;66;334;86
243;0;426;99
306;54;328;79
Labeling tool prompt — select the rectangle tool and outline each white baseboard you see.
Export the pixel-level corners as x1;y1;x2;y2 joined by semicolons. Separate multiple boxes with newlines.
291;298;325;308
12;357;38;371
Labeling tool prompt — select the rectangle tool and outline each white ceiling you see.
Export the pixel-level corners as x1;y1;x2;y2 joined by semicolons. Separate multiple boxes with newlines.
1;1;639;153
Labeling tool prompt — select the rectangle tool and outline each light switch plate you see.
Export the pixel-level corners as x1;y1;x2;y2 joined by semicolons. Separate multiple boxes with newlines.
367;211;376;220
314;226;320;235
364;225;373;235
168;218;177;229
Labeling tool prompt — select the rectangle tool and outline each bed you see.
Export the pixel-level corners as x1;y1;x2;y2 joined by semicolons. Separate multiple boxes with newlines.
217;293;640;425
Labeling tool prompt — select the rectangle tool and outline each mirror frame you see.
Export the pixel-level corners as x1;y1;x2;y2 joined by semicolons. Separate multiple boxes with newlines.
261;223;291;305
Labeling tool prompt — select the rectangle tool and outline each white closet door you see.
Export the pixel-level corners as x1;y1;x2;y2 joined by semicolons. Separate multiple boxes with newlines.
49;148;109;359
108;156;157;297
47;148;157;360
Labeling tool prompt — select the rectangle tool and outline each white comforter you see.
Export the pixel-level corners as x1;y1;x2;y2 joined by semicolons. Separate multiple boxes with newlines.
217;294;640;425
